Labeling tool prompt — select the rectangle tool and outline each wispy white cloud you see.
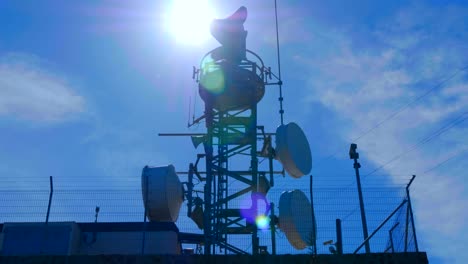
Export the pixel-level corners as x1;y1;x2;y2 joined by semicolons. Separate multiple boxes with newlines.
302;3;468;263
0;53;85;123
82;125;171;182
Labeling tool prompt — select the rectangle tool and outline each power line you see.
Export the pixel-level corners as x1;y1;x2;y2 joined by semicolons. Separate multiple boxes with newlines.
352;65;468;143
314;65;468;168
423;146;468;174
341;205;360;222
315;111;468;198
363;111;468;178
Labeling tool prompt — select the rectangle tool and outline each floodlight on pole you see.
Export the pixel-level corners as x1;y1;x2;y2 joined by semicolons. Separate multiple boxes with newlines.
349;143;370;253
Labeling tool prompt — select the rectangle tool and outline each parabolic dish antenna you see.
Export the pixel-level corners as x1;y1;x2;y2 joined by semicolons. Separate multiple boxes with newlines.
278;189;316;250
141;165;183;222
275;122;312;178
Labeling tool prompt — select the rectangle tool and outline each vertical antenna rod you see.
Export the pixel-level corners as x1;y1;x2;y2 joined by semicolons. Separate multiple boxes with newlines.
274;0;284;125
187;96;192;127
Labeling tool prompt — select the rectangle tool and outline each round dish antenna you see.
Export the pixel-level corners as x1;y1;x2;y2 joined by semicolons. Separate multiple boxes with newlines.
278;189;316;250
141;165;183;222
275;122;312;178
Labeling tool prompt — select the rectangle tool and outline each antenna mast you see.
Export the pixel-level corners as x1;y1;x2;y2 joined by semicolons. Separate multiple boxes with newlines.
163;3;313;255
274;0;285;125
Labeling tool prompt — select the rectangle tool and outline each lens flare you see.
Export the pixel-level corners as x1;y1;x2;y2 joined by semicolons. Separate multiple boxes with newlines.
255;215;270;230
240;192;271;226
200;68;225;94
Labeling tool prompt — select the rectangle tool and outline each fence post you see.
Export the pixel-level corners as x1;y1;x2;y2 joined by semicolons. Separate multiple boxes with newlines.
406;175;419;252
404;197;409;252
42;176;54;255
270;202;276;255
310;175;317;256
45;176;53;224
142;169;149;255
336;219;343;255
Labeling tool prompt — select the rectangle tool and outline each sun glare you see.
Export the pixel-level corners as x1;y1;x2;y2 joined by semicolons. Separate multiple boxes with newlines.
166;0;215;45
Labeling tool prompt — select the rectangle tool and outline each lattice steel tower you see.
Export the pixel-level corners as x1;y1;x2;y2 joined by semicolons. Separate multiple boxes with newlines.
186;7;279;255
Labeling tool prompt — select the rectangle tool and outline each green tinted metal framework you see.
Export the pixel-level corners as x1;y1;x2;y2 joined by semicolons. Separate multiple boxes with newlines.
188;49;279;255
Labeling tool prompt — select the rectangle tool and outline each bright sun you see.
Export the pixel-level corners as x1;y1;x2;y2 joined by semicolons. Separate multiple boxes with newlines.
166;0;215;45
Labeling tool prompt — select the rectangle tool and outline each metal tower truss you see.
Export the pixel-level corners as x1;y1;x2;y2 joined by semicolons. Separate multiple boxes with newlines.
186;50;280;255
206;106;259;255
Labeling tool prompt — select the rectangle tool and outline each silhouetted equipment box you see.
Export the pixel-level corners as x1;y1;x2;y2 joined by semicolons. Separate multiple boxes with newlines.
77;222;181;255
1;222;80;256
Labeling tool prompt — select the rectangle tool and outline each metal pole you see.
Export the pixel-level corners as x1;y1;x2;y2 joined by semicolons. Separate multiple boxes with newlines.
45;176;53;224
406;175;419;252
270;202;276;255
250;102;259;255
404;197;410;252
141;170;149;255
203;107;214;255
390;232;394;253
274;0;284;125
349;143;370;253
268;155;274;187
159;132;276;137
266;142;278;253
354;199;407;254
389;222;400;253
187;163;194;217
336;219;343;255
310;175;317;256
404;176;415;252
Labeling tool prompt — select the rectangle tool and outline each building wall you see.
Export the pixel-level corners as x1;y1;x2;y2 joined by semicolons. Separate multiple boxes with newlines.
0;232;3;253
0;253;430;264
78;231;180;255
0;222;181;256
1;222;81;256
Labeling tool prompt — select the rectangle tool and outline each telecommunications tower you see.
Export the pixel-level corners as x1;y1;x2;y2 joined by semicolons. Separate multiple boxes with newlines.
186;6;314;255
153;6;315;255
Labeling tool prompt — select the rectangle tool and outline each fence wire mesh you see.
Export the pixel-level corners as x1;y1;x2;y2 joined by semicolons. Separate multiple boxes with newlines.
0;177;418;255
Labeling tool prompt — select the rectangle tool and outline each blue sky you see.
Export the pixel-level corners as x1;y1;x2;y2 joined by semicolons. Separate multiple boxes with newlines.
1;0;467;263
